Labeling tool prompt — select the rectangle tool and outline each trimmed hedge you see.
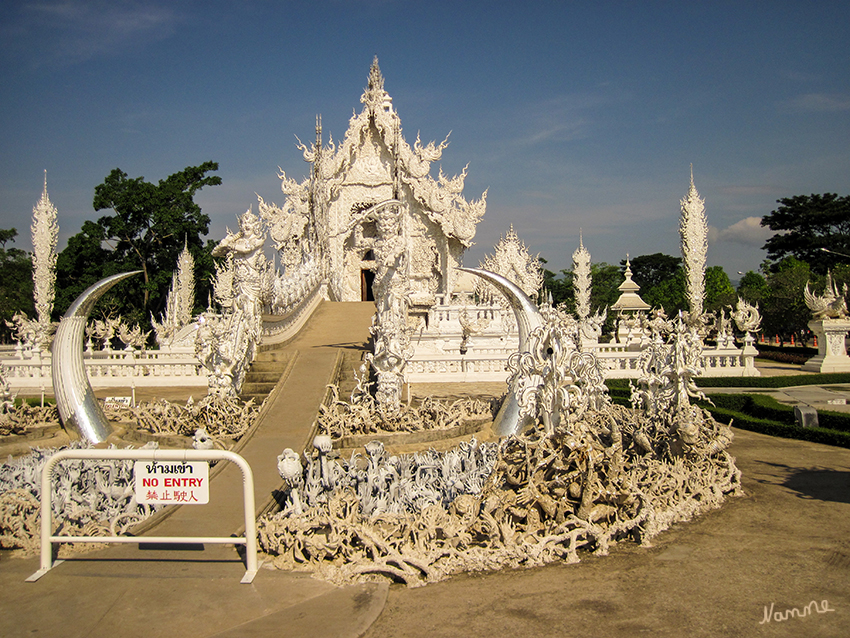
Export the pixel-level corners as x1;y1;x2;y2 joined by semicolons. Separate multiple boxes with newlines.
695;373;850;388
755;352;810;365
602;381;850;448
755;343;817;357
703;405;850;449
699;393;850;434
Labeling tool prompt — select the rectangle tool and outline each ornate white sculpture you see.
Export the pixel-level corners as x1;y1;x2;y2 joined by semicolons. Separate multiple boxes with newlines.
630;314;709;441
198;209;269;396
363;205;414;412
117;321;150;351
571;234;608;349
268;57;486;308
477;225;543;306
713;308;733;349
506;321;608;435
732;298;761;375
611;258;650;347
30;172;59;352
680;166;708;322
804;272;848;320
803;273;850;372
572;232;592;321
0;365;16;435
152;240;195;347
91;316;121;351
257;193;310;272
732;298;762;334
211;253;235;310
7;173;59;354
6;313;38;356
212;209;267;329
258;331;740;588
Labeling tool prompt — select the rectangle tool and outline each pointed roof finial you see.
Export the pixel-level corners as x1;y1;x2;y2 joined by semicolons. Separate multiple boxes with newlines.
362;56;389;109
43;169;48;193
315;114;322;148
368;56;383;91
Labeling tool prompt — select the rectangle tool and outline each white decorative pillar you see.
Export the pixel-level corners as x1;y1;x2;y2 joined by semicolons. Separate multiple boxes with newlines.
572;232;591;321
803;319;850;373
679;166;707;322
31;171;59;351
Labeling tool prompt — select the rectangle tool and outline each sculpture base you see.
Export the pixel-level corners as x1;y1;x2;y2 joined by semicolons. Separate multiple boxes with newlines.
803;319;850;373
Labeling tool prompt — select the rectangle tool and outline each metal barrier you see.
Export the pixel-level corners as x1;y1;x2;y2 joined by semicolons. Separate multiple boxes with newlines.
26;448;260;584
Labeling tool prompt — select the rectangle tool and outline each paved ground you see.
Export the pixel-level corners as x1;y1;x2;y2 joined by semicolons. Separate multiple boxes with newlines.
3;337;850;637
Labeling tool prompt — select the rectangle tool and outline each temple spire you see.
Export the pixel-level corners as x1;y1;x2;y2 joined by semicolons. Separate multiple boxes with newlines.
362;56;386;109
31;171;59;350
680;165;708;320
572;230;592;320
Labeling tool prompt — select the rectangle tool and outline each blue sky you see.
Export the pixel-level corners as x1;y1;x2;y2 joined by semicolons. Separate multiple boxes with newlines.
1;1;849;277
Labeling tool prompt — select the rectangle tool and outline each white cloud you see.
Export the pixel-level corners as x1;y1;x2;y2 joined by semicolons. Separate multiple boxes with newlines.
709;216;774;247
6;1;180;66
782;93;850;113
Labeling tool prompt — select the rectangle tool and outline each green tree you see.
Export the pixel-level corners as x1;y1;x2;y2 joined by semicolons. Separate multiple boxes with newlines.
761;193;850;274
622;253;687;317
642;270;687;317
760;257;813;343
590;262;622;334
0;229;34;343
737;270;769;306
704;265;736;313
540;258;574;309
56;162;221;328
624;253;682;292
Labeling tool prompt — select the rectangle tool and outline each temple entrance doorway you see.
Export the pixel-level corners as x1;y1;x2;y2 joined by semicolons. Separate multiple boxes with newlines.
361;269;375;301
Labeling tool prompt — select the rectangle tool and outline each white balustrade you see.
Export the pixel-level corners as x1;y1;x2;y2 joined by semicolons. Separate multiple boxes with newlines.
1;346;208;392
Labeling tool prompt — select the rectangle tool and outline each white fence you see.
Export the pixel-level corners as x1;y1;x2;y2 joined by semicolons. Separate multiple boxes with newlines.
1;346;208;392
0;278;327;393
261;281;327;345
405;346;759;384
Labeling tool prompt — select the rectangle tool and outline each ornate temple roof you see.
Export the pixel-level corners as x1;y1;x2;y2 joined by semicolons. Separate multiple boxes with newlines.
275;57;486;248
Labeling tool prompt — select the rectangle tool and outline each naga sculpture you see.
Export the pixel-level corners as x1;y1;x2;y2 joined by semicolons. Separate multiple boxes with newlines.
804;272;849;320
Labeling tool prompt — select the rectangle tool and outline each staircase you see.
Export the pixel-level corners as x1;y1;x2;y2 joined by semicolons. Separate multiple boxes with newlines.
334;347;370;402
240;345;296;404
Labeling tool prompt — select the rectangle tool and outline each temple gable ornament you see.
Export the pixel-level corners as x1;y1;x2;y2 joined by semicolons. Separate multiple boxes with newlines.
260;57;487;309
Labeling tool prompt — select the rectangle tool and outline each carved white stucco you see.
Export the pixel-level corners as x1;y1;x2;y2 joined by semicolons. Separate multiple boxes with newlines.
680;167;708;321
30;171;58;351
265;57;487;307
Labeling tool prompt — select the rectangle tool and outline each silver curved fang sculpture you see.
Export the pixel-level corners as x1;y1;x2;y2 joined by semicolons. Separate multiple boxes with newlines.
52;271;141;444
458;267;544;436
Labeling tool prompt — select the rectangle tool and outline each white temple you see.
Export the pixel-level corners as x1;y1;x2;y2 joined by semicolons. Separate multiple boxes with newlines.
260;57;487;320
2;66;766;398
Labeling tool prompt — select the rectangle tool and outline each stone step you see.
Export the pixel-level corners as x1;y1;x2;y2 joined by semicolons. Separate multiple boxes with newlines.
241;381;277;394
249;360;292;372
253;350;293;363
245;371;284;383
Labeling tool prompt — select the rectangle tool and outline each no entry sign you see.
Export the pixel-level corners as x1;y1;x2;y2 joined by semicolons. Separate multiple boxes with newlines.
134;460;210;504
